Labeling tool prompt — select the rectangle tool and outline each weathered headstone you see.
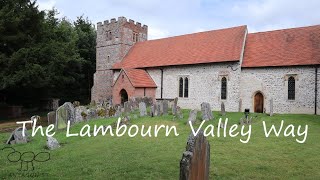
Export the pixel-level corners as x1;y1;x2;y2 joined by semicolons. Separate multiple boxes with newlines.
180;130;210;180
86;108;97;120
114;106;121;117
47;136;60;150
139;102;147;117
6;127;29;144
47;111;56;125
176;106;183;119
270;98;273;116
124;102;131;114
188;110;198;124
150;104;155;117
159;101;164;115
155;102;161;116
221;102;226;116
172;97;178;115
163;100;169;115
75;106;86;123
201;102;213;121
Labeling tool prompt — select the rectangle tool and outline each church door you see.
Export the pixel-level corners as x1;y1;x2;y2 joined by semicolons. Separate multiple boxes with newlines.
254;92;264;113
120;89;128;105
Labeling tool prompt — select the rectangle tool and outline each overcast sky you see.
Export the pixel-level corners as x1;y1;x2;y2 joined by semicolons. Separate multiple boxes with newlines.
36;0;320;40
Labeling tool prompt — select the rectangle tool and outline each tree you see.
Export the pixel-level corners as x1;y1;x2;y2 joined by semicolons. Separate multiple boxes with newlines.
0;1;96;108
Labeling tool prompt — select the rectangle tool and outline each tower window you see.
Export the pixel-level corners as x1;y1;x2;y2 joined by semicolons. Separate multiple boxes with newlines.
221;77;227;100
178;76;189;98
109;31;112;40
288;76;295;100
107;55;110;62
133;32;139;42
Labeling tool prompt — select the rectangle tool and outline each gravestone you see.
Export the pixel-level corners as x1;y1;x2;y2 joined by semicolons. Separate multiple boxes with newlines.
180;130;210;180
201;102;213;121
155;103;161;116
172;97;178;115
114;106;121;117
55;102;75;129
188;110;198;124
270;98;273;116
75;106;86;123
150;104;155;117
221;102;226;116
159;101;164;115
47;136;60;150
139;102;147;117
86;108;97;120
47;111;56;125
176;106;183;119
163;100;169;115
6;127;29;144
124;102;131;114
73;101;80;107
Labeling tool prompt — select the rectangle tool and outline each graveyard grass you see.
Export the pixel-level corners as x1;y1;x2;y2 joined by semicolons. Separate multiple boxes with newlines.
0;110;320;179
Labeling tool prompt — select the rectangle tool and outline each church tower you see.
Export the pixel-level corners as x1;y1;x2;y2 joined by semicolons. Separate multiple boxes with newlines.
91;17;148;102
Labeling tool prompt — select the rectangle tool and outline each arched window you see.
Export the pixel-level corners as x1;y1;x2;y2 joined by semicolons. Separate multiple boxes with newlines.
184;77;189;98
288;76;295;100
179;77;183;97
107;55;110;62
221;77;227;100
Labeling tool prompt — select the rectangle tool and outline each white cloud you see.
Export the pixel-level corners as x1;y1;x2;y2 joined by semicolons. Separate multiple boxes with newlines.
37;0;56;11
148;27;170;40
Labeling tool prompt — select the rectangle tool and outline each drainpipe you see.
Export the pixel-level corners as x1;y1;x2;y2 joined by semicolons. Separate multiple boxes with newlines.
315;66;318;115
160;69;163;99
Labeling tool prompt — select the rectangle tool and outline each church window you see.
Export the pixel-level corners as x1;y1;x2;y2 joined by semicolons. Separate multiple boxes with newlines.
221;77;227;100
288;76;295;100
178;76;189;98
107;55;110;62
179;77;183;97
184;77;189;98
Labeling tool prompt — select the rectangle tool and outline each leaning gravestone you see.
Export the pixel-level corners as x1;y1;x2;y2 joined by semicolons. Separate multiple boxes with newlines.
47;136;60;150
6;127;29;144
56;102;76;129
221;102;226;116
180;130;210;180
139;102;147;117
47;111;56;125
188;110;198;124
201;102;213;121
172;97;178;115
163;100;169;115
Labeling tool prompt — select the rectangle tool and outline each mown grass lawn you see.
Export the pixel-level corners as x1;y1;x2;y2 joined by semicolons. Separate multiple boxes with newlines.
0;110;319;179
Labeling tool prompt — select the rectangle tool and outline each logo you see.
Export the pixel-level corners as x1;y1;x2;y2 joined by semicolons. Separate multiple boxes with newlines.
1;147;50;171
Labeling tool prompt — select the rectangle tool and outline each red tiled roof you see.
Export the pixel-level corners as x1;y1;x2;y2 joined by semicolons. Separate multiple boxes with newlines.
113;25;247;69
122;69;157;88
242;25;320;67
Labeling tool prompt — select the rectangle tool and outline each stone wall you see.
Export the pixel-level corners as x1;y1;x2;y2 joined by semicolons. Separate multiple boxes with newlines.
91;17;148;102
240;66;319;114
147;62;242;111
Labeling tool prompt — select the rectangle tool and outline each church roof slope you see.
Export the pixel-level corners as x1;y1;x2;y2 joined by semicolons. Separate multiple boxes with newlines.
242;25;320;67
113;25;247;69
122;69;157;88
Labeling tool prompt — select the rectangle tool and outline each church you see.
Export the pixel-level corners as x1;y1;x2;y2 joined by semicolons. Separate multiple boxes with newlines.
91;17;320;115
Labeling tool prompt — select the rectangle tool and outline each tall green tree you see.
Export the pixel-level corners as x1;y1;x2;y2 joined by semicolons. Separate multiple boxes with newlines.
0;0;96;108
